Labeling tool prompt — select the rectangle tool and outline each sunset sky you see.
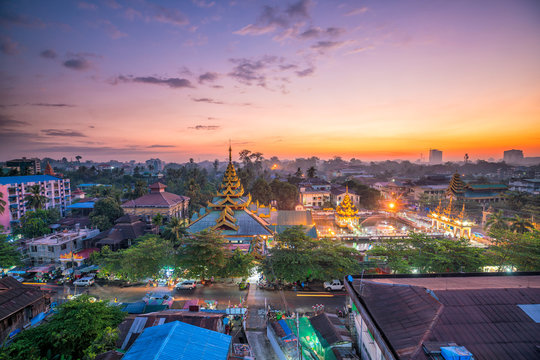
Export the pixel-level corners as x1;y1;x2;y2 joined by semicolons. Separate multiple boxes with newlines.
1;0;539;163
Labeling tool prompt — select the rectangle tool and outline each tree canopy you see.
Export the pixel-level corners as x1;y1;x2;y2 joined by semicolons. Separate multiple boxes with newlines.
89;197;124;231
0;296;126;360
14;209;60;239
0;234;21;268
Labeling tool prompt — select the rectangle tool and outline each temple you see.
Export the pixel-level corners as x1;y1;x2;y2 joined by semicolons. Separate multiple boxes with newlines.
428;198;474;238
187;145;273;252
335;187;359;228
446;172;507;203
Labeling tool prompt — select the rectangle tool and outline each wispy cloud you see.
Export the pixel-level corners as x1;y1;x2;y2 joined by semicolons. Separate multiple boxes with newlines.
299;27;345;39
311;40;347;52
64;58;91;70
234;0;311;37
192;98;224;105
0;11;46;28
198;72;219;84
148;144;175;148
0;115;29;128
78;2;97;10
192;0;215;8
296;67;315;77
31;103;75;107
41;129;86;137
0;36;19;55
95;19;127;39
40;49;57;59
229;56;279;87
113;75;194;89
189;125;220;130
150;5;189;27
345;7;368;16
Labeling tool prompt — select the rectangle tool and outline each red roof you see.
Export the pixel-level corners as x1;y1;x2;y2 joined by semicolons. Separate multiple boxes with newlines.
122;191;189;208
75;247;99;259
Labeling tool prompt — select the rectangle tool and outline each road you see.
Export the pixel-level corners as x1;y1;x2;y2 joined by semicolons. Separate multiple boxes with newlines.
41;281;347;314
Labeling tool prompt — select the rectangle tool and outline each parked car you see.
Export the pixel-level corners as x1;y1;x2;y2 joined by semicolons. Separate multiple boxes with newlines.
175;280;197;291
143;292;174;308
73;277;95;287
323;279;344;291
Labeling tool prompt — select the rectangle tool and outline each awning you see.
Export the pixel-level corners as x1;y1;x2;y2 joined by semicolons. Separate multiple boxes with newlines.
28;265;55;273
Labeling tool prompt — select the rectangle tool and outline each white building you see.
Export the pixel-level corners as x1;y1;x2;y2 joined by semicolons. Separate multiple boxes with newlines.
509;178;540;195
24;227;99;265
0;175;72;231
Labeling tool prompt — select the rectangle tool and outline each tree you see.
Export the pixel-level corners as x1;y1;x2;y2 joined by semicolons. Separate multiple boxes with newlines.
176;230;227;281
132;180;148;199
270;179;298;210
262;226;360;283
0;234;21;268
223;249;255;279
15;209;59;239
24;184;48;210
90;197;124;231
508;215;533;234
294;167;303;178
0;296;126;360
0;192;5;215
307;166;317;178
487;229;540;271
76;155;82;163
162;217;188;246
120;235;175;281
484;210;509;233
152;213;164;234
251;178;272;205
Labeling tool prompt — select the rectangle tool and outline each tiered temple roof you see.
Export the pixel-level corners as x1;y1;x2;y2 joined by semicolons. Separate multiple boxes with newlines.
446;172;471;197
187;146;273;244
335;187;359;227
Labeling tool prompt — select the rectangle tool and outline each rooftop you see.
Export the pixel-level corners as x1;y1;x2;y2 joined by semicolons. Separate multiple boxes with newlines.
26;228;98;245
0;175;63;185
0;276;47;321
122;191;189;208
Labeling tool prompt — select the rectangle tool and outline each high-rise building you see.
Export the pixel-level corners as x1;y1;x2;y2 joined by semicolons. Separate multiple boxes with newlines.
0;175;71;231
429;149;443;164
503;149;524;164
6;157;41;175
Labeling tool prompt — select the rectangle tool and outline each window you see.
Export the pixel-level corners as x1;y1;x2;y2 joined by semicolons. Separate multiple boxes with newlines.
61;244;67;250
48;246;54;252
30;245;37;252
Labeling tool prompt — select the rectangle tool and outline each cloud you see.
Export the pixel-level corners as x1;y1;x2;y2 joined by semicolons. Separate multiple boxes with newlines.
192;0;215;8
63;58;91;70
192;98;224;105
198;72;219;84
311;40;347;52
89;125;95;128
228;56;279;87
31;103;75;107
0;36;19;55
105;0;122;9
78;2;97;10
295;67;315;77
347;46;374;55
148;144;175;148
299;26;345;39
234;0;311;36
40;49;57;59
189;125;220;130
0;115;29;128
41;129;86;137
0;11;46;28
279;64;297;71
96;20;127;39
345;7;368;16
151;5;189;27
114;75;194;89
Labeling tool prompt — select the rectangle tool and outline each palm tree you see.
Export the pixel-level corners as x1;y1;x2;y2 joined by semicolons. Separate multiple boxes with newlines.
509;215;533;233
0;192;6;215
152;213;164;234
307;166;317;178
162;217;188;246
24;184;48;210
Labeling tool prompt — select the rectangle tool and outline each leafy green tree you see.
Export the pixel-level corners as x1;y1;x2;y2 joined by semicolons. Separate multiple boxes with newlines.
176;230;227;281
120;235;175;281
0;296;126;360
132;180;148;199
24;184;48;210
152;213;164;234
270;179;298;210
90;197;124;231
0;234;21;268
223;249;255;279
485;210;509;233
90;245;124;278
162;217;188;246
294;167;303;178
508;215;533;233
15;209;59;239
251;178;272;205
487;229;540;271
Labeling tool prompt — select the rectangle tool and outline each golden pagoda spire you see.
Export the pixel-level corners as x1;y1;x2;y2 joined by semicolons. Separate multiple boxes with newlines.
336;189;359;227
435;199;442;214
210;144;248;211
228;140;232;163
458;203;466;220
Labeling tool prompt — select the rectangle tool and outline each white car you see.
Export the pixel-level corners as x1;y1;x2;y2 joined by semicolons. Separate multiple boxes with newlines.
323;279;344;291
73;277;95;287
175;280;197;291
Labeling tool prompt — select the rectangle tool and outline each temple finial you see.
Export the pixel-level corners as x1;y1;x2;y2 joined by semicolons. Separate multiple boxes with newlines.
228;140;232;162
346;184;348;194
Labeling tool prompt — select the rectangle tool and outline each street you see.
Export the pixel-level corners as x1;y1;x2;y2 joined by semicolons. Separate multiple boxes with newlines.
42;281;347;314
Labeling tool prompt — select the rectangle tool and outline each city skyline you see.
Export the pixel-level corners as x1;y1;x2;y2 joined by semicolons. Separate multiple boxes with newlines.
1;0;539;162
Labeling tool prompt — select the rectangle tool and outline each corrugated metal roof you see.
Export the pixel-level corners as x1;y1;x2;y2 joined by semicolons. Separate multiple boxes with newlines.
0;175;61;185
123;320;231;360
188;209;272;236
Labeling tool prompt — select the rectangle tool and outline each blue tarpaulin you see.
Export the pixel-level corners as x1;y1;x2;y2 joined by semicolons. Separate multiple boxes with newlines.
278;319;293;339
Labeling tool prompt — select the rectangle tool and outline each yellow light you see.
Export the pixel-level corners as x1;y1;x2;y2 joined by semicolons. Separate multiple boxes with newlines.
389;203;395;209
271;164;278;170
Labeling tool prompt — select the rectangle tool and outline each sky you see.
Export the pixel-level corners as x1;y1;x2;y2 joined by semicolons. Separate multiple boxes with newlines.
1;0;539;163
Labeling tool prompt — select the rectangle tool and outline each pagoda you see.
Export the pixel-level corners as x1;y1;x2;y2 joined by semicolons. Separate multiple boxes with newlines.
44;162;55;176
335;187;359;227
446;172;471;199
187;145;273;252
428;200;474;238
